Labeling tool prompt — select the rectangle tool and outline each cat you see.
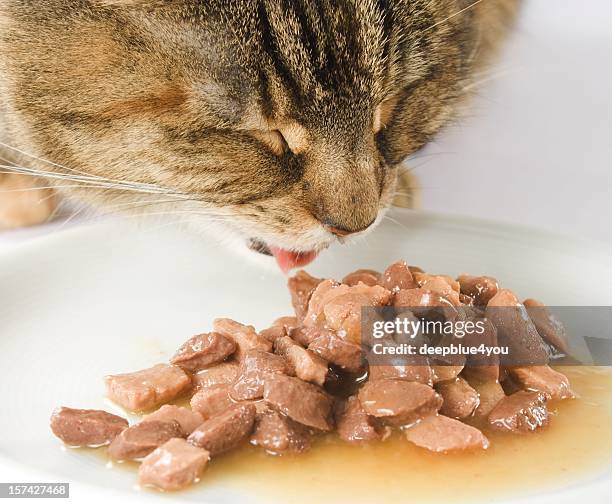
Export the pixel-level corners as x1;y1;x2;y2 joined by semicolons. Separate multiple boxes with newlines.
0;0;519;269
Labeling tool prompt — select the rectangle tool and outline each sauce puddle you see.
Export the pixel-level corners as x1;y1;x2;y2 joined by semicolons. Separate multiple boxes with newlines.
99;367;612;502
203;367;612;503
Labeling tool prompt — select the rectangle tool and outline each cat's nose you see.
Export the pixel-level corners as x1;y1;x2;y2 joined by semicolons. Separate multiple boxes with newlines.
321;217;376;237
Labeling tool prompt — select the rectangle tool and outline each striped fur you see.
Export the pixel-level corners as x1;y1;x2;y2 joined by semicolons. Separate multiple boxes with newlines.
0;0;519;249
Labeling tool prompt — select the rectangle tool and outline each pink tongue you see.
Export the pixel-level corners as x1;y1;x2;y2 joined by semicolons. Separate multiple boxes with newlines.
269;247;318;274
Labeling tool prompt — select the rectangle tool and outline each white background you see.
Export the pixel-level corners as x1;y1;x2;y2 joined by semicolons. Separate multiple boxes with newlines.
414;0;612;242
1;0;611;250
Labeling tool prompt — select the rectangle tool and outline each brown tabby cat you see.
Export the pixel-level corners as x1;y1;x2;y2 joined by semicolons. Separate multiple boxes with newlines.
0;0;519;269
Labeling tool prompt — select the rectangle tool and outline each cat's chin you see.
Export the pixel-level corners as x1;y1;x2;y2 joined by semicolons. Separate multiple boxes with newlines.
179;206;390;273
180;217;327;273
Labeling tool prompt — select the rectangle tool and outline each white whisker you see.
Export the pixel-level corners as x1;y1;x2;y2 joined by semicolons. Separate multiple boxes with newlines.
0;141;192;197
426;0;485;32
99;198;198;212
383;214;412;232
0;184;95;193
0;154;19;167
0;166;182;196
54;203;92;231
462;67;515;92
114;210;235;226
0;140;115;180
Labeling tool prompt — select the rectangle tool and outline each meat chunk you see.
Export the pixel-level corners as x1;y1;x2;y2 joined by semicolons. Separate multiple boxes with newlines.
230;350;288;401
142;405;204;436
500;374;523;395
523;299;570;354
358;379;442;427
308;331;363;372
486;290;549;366
287;270;323;321
213;318;272;360
105;364;191;412
430;336;467;377
260;316;301;343
252;400;273;416
347;282;393;305
258;325;287;343
108;420;183;461
489;391;549;433
50;407;128;447
170;332;236;372
188;403;256;457
394;288;458;321
335;395;381;443
192;361;240;390
460;318;500;382
368;362;433;386
304;280;389;331
436;377;480;419
414;273;461;293
342;269;381;287
322;293;373;344
274;336;328;386
368;331;433;385
138;438;209;491
380;260;417;291
470;380;506;418
263;374;334;431
250;410;311;454
289;325;320;347
419;276;461;305
509;366;574;400
431;364;464;383
322;284;392;344
303;280;349;327
459;293;474;305
457;275;499;306
272;316;299;331
405;415;490;452
190;385;233;420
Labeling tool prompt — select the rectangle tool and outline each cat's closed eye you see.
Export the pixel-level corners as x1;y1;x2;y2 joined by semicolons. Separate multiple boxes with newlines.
374;95;402;135
251;122;310;157
251;129;289;156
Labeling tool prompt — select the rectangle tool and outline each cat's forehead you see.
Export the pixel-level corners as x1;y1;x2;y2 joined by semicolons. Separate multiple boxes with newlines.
128;1;452;135
179;8;392;132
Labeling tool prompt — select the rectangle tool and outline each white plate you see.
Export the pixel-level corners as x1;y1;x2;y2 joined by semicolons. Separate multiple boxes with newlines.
1;209;611;503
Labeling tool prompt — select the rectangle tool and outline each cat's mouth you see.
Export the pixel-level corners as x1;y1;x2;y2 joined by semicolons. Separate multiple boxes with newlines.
247;238;319;273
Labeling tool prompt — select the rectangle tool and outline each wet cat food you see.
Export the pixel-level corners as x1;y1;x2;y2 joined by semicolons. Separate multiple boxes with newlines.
108;420;184;461
142;405;204;436
188;403;257;456
51;259;575;491
104;363;191;411
50;407;128;447
250;409;312;454
138;438;210;491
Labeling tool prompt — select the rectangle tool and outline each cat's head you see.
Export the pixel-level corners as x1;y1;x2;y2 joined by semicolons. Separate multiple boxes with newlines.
1;0;515;268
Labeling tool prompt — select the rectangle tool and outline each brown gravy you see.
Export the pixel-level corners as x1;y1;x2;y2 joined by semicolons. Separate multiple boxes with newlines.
106;367;612;502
